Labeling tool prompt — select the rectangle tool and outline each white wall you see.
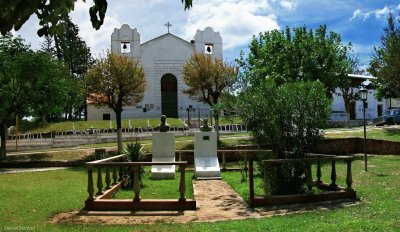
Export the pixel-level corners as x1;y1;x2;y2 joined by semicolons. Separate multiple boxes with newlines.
332;87;388;120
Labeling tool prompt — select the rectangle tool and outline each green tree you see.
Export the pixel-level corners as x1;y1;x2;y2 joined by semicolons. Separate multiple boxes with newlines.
85;53;146;153
0;33;31;159
183;52;237;141
368;12;400;105
40;35;57;58
0;0;193;36
28;52;71;124
237;80;331;194
0;34;71;159
50;16;93;120
238;25;350;96
338;54;365;127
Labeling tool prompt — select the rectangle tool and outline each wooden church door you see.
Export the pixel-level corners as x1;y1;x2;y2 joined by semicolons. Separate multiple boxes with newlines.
161;74;178;118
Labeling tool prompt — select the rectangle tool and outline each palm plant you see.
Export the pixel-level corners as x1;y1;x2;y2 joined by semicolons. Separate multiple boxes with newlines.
123;141;145;188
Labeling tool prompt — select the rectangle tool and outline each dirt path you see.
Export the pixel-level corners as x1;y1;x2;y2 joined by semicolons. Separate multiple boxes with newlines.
52;179;260;225
52;179;359;225
194;180;260;221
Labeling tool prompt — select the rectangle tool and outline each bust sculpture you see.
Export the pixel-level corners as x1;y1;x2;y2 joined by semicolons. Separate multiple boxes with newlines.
159;115;170;132
200;118;212;132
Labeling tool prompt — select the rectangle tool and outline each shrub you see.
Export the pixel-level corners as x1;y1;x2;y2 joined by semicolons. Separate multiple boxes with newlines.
123;141;145;188
238;80;331;194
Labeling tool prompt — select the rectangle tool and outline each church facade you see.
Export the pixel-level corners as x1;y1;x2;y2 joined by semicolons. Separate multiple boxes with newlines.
87;24;223;120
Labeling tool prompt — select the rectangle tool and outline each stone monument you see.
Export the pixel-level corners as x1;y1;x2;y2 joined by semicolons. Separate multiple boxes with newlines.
200;119;211;132
194;119;221;179
158;115;170;132
151;115;175;179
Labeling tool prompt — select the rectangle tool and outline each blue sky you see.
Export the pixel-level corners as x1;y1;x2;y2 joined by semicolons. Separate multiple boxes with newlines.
15;0;400;73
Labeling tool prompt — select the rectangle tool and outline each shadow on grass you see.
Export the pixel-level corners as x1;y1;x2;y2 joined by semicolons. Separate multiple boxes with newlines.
78;210;185;217
382;128;400;137
6;153;53;161
369;171;389;177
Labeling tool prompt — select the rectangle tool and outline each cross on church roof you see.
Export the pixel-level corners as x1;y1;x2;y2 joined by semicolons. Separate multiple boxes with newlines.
164;21;172;33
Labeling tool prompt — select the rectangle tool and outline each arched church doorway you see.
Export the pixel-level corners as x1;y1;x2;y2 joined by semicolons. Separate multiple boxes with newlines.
161;74;178;118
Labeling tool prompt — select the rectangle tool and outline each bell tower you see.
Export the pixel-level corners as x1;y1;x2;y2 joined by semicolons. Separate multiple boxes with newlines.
111;24;141;58
194;27;223;59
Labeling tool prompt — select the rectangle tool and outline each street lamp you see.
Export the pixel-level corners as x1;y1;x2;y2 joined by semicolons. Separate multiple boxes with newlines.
359;86;368;171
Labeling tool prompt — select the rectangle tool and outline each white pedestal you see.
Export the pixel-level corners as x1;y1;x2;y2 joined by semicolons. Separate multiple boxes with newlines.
151;132;175;179
194;132;221;179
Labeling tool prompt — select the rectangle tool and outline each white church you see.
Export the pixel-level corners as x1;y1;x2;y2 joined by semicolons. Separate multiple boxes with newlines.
87;24;395;123
87;24;223;120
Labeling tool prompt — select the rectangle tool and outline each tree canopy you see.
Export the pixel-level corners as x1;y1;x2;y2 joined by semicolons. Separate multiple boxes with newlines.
0;0;193;36
0;34;71;159
238;25;351;96
368;12;400;100
237;79;331;194
26;52;71;124
183;52;237;141
47;16;93;120
85;52;146;153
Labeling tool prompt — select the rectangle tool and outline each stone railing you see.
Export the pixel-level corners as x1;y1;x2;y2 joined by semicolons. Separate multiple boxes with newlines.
217;124;247;132
249;154;356;207
84;155;196;211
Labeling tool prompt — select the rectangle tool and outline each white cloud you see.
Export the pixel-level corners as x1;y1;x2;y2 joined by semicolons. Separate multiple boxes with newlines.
349;5;396;21
374;6;390;19
280;0;297;11
349;9;362;21
70;1;121;56
13;0;280;57
182;0;279;50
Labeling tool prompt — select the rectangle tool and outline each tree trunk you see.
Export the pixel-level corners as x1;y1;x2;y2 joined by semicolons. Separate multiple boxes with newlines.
84;100;88;121
115;110;123;154
214;111;220;143
0;123;7;160
342;89;351;128
54;35;62;59
41;112;47;125
344;100;351;128
68;106;73;120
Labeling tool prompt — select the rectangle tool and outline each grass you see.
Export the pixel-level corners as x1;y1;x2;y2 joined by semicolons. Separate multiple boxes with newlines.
79;132;252;151
222;156;400;231
5;150;92;162
21;116;245;134
0;156;399;231
218;116;243;125
114;170;194;199
20;117;248;133
24;118;185;133
324;126;400;142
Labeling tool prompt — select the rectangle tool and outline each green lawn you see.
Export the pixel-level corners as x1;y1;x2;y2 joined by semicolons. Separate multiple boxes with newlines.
22;116;245;134
114;170;194;199
324;126;400;142
1;156;399;231
24;118;185;133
